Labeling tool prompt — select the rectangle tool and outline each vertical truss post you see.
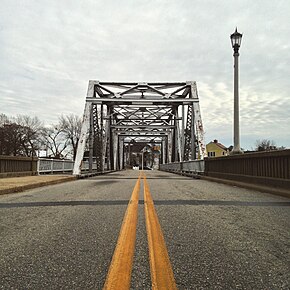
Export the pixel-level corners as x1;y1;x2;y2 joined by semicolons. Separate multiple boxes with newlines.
191;101;196;160
123;143;126;168
89;106;94;173
182;81;207;160
181;105;185;159
191;82;208;159
176;110;183;162
184;103;193;161
102;105;107;172
168;131;172;163
106;106;112;170
119;136;124;170
113;131;118;170
92;104;103;172
73;81;95;175
100;104;104;172
110;130;114;170
162;138;166;164
174;108;178;162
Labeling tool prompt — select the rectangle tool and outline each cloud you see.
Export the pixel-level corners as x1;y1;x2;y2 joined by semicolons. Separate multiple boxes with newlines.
0;0;289;149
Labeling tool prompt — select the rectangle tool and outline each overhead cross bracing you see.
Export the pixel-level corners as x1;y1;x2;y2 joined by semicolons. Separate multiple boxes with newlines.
73;81;207;175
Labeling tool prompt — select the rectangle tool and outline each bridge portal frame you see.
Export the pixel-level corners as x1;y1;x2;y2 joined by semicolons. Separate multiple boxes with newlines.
73;81;207;175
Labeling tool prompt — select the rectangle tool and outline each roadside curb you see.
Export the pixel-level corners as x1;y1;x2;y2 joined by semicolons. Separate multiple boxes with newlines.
201;176;290;199
0;176;76;196
159;170;201;179
0;171;117;195
77;170;116;179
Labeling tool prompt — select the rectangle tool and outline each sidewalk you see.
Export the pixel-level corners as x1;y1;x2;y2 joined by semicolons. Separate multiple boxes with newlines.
0;175;76;195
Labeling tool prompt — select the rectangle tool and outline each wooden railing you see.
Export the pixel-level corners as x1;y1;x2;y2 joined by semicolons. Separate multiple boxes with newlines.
204;149;290;190
0;156;38;178
0;156;98;178
160;150;290;191
204;149;290;179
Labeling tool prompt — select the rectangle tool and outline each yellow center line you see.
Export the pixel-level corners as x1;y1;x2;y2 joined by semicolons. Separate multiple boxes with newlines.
102;174;141;290
143;173;178;290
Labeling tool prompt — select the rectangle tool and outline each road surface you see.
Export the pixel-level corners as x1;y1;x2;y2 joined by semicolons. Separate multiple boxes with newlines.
0;170;289;289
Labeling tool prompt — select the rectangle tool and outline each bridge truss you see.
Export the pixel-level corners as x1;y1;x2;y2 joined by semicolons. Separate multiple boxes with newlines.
73;81;207;175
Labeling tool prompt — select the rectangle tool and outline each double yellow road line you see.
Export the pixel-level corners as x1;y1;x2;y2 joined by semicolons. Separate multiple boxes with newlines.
103;173;177;290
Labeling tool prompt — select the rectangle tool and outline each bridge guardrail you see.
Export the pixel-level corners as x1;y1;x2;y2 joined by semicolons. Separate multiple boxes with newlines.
38;158;97;173
204;149;290;190
160;160;205;176
38;158;75;173
160;150;290;193
0;156;100;178
0;155;38;178
204;149;290;179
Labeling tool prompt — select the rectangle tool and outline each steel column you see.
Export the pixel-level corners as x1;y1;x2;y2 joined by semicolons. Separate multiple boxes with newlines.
73;101;92;175
89;106;94;172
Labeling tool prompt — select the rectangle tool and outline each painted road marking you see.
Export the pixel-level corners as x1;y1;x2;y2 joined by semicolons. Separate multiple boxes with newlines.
143;174;178;290
103;175;141;290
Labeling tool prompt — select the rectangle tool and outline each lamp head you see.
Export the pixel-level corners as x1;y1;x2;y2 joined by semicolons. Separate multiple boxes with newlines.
231;27;242;53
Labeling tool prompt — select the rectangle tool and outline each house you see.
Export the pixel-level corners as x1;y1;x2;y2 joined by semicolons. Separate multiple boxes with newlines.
206;139;228;157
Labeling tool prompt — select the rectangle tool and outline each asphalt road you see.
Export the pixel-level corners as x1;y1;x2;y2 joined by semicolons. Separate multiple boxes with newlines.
0;170;289;289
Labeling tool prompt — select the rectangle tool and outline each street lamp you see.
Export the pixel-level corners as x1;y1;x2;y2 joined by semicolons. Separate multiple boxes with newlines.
230;27;243;154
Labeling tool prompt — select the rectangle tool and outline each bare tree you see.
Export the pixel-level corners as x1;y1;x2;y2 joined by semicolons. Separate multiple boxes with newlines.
14;115;43;156
0;113;9;126
41;126;70;159
0;123;23;156
255;139;277;151
0;113;81;159
59;114;81;160
0;114;43;156
0;114;9;155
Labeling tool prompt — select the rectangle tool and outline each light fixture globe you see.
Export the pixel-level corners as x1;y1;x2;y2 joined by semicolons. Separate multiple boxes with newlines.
230;28;242;53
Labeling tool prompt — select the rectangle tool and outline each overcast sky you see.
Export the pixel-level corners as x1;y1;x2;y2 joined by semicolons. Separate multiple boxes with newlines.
0;0;289;149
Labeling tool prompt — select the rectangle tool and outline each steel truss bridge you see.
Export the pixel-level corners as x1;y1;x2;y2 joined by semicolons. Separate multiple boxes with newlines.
73;81;207;175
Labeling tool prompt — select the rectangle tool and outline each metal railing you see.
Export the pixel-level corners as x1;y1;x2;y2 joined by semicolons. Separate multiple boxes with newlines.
38;158;97;173
160;160;205;175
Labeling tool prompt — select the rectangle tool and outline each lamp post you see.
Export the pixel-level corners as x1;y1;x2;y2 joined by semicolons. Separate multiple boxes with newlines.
230;27;243;154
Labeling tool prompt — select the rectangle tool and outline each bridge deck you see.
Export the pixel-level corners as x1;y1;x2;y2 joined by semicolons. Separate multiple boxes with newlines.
0;170;289;289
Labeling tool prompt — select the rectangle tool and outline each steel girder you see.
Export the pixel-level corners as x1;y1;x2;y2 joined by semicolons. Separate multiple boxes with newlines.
73;81;207;175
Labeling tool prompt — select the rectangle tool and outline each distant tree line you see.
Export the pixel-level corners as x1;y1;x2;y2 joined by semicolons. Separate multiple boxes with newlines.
0;113;81;160
1;112;286;159
226;140;285;153
255;139;285;152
